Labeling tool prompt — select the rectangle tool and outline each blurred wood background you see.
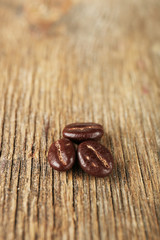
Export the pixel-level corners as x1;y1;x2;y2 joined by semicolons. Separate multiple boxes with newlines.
0;0;160;239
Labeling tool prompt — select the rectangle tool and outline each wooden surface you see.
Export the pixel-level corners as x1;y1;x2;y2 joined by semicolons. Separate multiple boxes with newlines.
0;0;160;239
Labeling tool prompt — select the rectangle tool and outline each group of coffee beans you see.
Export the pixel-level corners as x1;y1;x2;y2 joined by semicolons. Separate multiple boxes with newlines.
48;123;114;177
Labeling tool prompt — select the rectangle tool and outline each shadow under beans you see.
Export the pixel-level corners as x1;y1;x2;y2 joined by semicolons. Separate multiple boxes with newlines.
71;150;84;177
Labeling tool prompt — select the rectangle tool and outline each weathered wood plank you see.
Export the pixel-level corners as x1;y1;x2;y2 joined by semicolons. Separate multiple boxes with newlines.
0;0;160;239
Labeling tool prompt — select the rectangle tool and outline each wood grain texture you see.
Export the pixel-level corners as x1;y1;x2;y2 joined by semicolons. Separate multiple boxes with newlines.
0;0;160;239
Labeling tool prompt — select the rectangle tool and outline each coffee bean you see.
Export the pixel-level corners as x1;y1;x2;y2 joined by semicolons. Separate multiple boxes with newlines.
63;122;104;143
48;138;75;171
78;140;114;177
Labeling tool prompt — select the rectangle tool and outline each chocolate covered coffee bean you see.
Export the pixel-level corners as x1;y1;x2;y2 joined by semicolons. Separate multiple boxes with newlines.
48;138;75;171
63;122;104;143
78;140;113;177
